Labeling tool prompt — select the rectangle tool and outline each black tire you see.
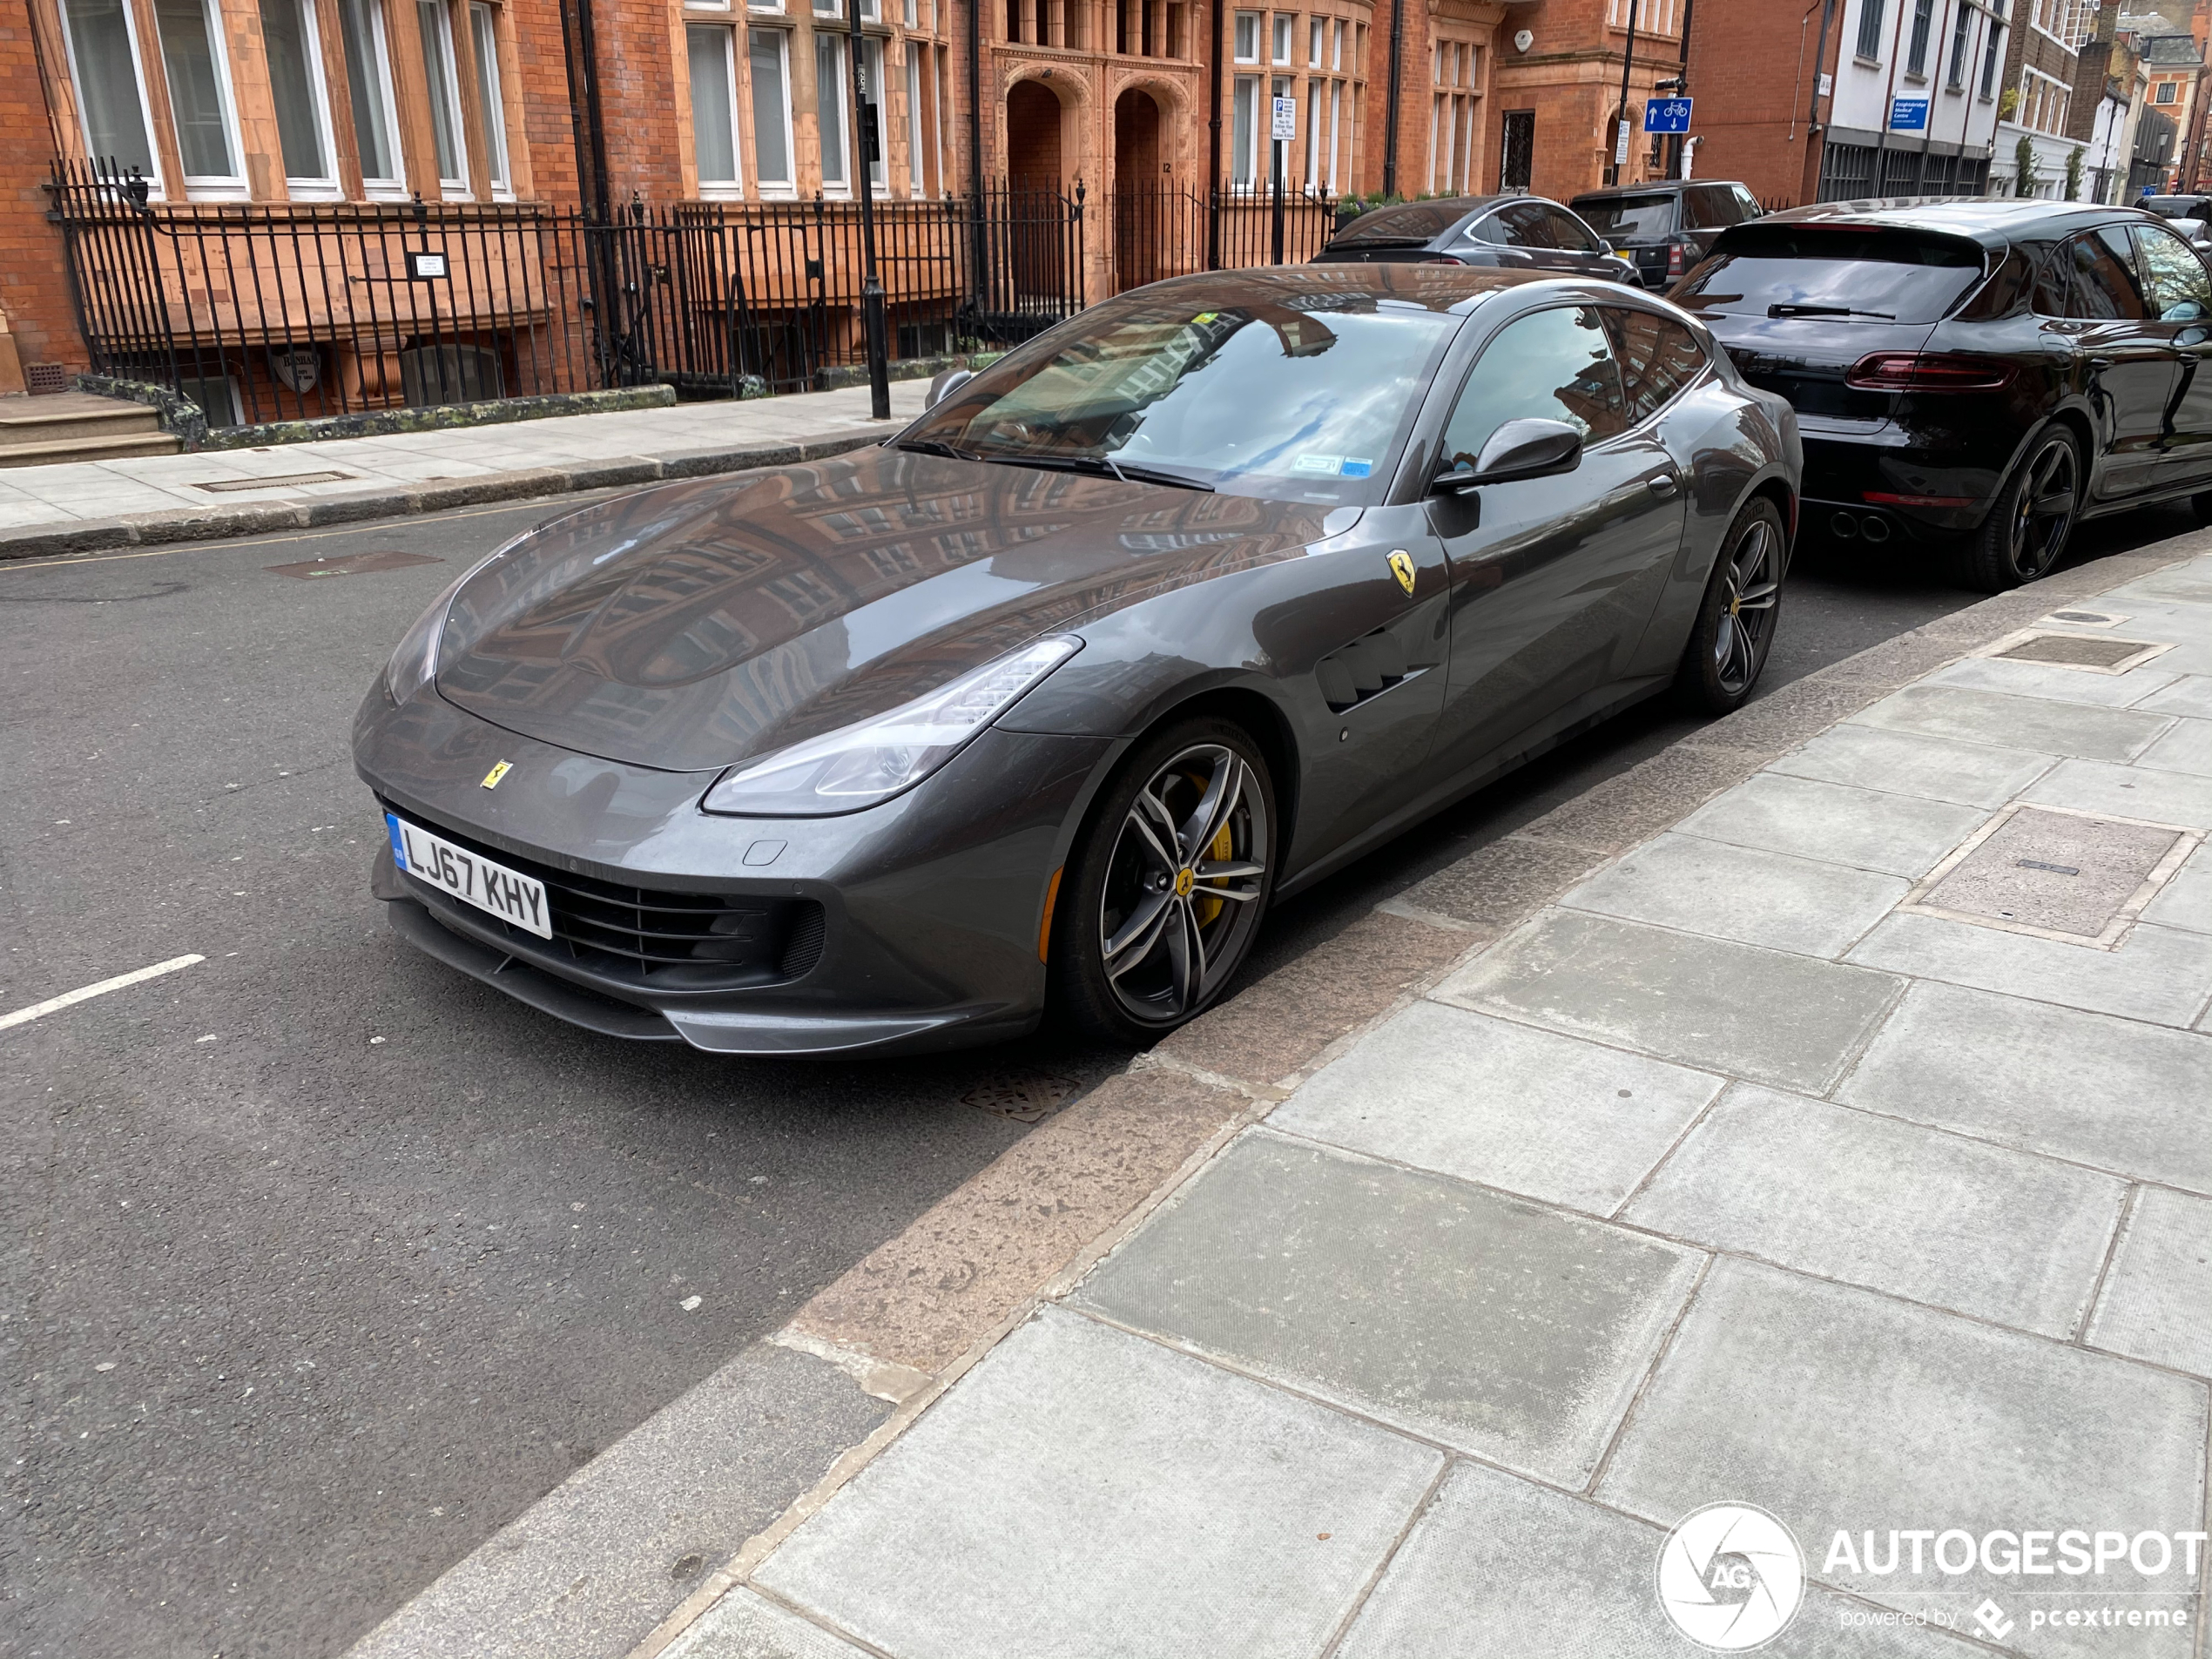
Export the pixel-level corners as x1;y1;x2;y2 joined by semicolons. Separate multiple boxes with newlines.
1960;426;2080;592
1675;496;1787;716
1049;717;1277;1045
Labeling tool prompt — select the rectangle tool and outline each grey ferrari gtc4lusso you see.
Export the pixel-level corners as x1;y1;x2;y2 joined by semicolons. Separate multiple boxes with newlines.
357;266;1801;1055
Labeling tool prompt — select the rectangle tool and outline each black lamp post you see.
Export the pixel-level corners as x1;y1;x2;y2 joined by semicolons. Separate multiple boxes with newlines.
847;0;891;419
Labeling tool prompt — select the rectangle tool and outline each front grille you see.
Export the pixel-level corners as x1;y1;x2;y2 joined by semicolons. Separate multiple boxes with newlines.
385;803;825;991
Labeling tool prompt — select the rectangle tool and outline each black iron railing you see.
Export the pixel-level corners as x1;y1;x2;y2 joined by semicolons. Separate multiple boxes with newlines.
1104;182;1339;295
47;160;1087;428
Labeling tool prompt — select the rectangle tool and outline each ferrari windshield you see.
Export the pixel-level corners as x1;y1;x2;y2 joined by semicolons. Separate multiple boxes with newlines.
900;291;1462;502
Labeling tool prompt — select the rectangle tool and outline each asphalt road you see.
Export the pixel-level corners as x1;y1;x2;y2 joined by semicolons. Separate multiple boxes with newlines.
0;486;2191;1658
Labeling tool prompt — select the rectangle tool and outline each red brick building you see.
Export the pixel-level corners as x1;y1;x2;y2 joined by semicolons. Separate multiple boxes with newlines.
2;0;1700;414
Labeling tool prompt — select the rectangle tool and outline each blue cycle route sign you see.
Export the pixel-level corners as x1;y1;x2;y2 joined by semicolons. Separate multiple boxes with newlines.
1643;98;1693;134
1890;97;1930;131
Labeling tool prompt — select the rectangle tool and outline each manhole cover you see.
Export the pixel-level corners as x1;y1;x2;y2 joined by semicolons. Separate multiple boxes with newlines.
1900;804;2202;948
959;1071;1077;1124
196;469;354;491
266;550;445;579
1981;631;2172;674
2043;609;2127;628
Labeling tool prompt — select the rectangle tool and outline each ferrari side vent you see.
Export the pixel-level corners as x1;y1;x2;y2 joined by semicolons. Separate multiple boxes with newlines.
1316;627;1413;712
779;903;827;980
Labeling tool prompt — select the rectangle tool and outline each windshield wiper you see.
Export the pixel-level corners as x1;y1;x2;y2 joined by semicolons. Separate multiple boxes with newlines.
989;454;1215;492
1767;303;1898;320
895;437;983;461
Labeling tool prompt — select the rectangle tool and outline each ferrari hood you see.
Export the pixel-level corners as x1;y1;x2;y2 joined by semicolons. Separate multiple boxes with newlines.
435;446;1337;772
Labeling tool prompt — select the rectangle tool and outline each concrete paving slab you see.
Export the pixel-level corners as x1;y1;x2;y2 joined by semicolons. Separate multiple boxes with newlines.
1560;833;1908;959
2138;674;2212;719
1848;684;2172;761
1926;654;2183;710
1070;1131;1703;1485
755;1305;1444;1659
1438;909;1905;1094
1675;772;1991;878
2085;1187;2212;1379
1337;1460;1985;1659
662;1588;871;1659
1845;913;2212;1028
2141;851;2212;934
1597;1259;2210;1658
2136;715;2212;779
1838;981;2212;1192
2024;757;2212;829
1268;1000;1723;1215
1622;1084;2125;1336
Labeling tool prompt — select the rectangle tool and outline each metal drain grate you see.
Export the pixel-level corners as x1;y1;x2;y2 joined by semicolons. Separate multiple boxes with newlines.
959;1071;1078;1124
195;470;354;492
1980;631;2173;675
1900;805;2202;948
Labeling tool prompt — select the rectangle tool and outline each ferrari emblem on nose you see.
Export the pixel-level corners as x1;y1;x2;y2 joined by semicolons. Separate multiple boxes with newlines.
1387;550;1416;595
481;760;513;789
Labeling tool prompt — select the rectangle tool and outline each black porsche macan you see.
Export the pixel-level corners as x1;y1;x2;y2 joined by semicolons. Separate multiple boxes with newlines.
1671;196;2212;590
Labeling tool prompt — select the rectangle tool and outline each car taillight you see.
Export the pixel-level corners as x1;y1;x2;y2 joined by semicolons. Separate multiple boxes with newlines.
1844;352;2013;392
1420;255;1467;265
1668;244;1684;277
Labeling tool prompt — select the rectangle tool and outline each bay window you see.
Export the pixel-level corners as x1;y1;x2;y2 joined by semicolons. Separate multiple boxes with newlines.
60;0;159;183
817;30;847;190
688;23;742;192
1231;73;1257;185
906;45;924;192
750;27;795;190
469;2;509;193
259;0;339;192
153;0;245;190
416;0;469;192
338;0;406;193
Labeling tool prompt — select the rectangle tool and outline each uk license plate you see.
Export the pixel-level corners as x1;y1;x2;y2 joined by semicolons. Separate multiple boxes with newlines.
385;813;552;939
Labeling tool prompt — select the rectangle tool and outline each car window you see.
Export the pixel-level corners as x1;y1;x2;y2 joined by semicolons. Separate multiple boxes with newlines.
1730;185;1762;221
1441;305;1629;468
1683;188;1728;230
904;288;1461;503
1545;206;1600;252
2134;223;2212;320
1670;225;1986;324
1332;201;1477;246
1604;307;1708;421
1494;201;1556;248
2064;228;2149;320
1572;193;1676;239
2032;244;2071;315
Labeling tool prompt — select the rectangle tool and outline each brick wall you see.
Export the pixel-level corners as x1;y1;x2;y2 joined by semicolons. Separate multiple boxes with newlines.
0;1;84;376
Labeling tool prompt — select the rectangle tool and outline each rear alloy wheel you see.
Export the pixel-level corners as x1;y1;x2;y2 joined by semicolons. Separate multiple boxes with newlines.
1675;496;1786;716
1051;719;1275;1044
1963;428;2080;592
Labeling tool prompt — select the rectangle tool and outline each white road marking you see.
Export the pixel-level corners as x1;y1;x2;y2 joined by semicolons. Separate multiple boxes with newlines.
0;954;206;1033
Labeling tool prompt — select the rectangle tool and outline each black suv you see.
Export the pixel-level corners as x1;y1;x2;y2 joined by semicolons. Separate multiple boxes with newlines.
1314;196;1639;284
1570;180;1765;290
1671;198;2212;590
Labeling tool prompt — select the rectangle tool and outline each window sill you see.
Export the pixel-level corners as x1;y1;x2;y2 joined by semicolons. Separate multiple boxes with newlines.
696;182;746;199
1853;54;1881;68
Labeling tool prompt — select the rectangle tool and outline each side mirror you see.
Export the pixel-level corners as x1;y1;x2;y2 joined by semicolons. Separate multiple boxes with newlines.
1599;239;1617;255
925;366;974;409
1433;417;1585;493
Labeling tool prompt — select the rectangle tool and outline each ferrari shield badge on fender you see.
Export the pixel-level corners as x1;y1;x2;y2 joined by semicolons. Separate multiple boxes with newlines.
481;760;513;790
1387;550;1416;596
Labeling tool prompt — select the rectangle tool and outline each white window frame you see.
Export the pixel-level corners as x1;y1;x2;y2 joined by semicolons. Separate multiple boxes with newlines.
817;29;850;195
905;43;924;192
860;34;886;188
1331;17;1343;69
469;1;511;196
262;0;342;198
340;0;409;198
1326;78;1339;190
744;0;780;17
687;22;744;196
1231;71;1258;185
1232;10;1258;61
749;24;797;193
156;0;250;198
59;0;166;198
1271;11;1291;63
1305;13;1319;65
416;0;470;195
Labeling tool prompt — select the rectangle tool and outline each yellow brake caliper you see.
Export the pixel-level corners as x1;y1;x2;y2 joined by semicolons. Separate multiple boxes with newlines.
1195;820;1233;926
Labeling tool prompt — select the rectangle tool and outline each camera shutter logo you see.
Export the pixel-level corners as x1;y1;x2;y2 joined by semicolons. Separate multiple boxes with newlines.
1656;1502;1805;1650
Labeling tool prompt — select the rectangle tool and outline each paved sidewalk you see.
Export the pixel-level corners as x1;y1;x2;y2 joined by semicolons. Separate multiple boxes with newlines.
668;556;2212;1659
0;381;928;559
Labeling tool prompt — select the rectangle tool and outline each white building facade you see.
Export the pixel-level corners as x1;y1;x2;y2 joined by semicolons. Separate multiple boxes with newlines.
1817;0;2011;198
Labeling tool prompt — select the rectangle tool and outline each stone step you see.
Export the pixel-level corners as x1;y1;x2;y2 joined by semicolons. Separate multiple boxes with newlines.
0;393;179;466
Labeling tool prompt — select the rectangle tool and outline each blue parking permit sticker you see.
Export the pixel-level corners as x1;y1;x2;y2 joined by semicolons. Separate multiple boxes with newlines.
384;813;408;866
1340;458;1373;478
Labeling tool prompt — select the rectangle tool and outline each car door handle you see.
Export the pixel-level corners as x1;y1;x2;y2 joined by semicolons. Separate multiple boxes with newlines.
1648;473;1681;497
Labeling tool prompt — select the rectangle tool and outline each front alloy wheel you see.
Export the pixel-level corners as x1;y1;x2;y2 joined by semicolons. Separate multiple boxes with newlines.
1676;496;1787;715
1054;720;1274;1042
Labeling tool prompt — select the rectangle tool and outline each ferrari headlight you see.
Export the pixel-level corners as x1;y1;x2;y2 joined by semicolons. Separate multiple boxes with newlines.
382;543;520;704
702;637;1082;817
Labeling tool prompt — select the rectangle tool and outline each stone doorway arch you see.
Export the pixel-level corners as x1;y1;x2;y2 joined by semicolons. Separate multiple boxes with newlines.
1006;80;1064;188
1113;87;1166;291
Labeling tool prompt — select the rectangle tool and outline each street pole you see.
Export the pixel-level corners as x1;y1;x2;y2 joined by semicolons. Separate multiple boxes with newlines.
848;0;891;419
1611;0;1641;187
1270;111;1285;264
